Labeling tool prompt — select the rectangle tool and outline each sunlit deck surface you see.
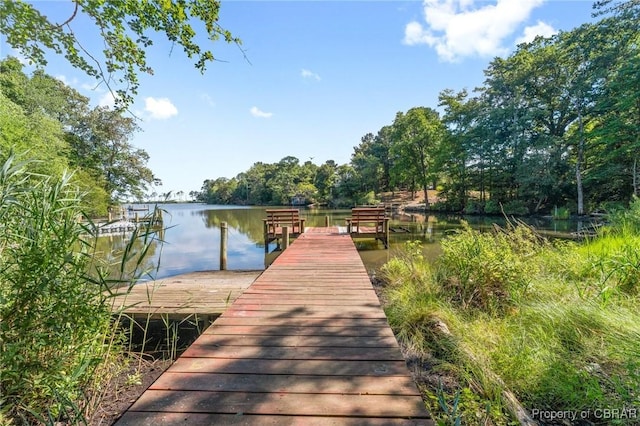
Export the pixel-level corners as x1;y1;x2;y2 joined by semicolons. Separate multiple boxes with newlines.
109;270;262;316
115;227;432;425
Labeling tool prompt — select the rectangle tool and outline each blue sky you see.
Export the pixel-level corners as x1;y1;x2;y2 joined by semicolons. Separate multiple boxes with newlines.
1;1;597;196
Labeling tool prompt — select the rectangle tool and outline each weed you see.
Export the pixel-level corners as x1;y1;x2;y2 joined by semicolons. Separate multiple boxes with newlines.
0;155;167;424
381;220;640;425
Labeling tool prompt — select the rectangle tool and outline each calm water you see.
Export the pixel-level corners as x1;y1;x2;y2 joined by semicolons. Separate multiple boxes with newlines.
104;203;599;280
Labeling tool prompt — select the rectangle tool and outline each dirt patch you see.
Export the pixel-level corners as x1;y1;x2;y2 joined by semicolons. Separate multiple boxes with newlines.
88;358;171;426
378;190;441;207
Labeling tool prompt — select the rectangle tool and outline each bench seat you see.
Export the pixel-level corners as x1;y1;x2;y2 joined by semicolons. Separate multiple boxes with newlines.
346;207;389;248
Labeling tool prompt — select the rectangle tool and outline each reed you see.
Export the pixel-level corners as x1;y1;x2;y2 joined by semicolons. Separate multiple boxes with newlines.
0;155;169;424
382;220;640;425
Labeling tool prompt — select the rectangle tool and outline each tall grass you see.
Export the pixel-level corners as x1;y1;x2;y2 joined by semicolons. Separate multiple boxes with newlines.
0;155;163;424
381;218;640;425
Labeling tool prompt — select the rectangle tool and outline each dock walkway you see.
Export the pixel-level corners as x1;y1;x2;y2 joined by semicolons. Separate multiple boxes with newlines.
115;228;432;425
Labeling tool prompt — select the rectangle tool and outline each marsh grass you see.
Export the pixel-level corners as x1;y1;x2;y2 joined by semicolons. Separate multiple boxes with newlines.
381;219;640;425
0;155;169;424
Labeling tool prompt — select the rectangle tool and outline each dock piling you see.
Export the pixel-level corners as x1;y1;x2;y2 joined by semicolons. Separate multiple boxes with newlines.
282;226;290;249
220;222;228;270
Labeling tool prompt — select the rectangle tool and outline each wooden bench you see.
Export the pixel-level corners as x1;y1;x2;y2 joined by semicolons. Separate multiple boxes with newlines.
263;209;306;247
346;207;390;248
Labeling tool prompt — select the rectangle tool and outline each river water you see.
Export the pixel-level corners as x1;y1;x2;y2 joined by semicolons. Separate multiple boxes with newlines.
102;203;597;280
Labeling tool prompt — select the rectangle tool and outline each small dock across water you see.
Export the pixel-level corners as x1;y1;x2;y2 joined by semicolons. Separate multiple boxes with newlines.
115;227;432;425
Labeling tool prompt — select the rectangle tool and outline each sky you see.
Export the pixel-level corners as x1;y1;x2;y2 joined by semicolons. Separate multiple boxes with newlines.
1;0;598;196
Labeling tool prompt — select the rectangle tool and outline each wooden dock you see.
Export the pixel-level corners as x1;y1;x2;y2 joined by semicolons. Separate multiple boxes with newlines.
110;270;262;316
115;228;432;425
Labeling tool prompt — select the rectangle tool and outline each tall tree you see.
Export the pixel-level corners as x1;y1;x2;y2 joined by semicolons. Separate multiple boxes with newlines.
589;1;640;200
390;107;445;209
67;106;158;202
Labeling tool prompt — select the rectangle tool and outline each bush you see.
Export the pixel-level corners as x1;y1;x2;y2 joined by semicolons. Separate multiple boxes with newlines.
502;200;529;216
463;200;483;215
483;199;501;215
0;156;121;423
437;222;543;314
608;195;640;236
357;191;380;206
552;206;571;220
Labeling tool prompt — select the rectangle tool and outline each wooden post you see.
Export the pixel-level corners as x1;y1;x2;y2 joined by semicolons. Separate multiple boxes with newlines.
325;215;330;227
220;222;228;270
135;212;139;223
384;218;390;249
282;226;290;249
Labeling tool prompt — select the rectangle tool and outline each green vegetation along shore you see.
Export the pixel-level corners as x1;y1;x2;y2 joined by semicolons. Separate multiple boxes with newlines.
380;199;640;425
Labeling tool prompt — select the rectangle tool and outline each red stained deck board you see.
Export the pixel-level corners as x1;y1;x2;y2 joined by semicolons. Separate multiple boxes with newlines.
116;412;430;426
167;357;411;376
128;390;429;418
188;334;400;348
149;372;421;395
210;316;391;327
202;325;396;337
180;345;405;361
115;229;432;425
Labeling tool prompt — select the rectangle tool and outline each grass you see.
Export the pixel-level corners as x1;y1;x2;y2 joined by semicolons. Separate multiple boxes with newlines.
381;211;640;425
0;155;172;425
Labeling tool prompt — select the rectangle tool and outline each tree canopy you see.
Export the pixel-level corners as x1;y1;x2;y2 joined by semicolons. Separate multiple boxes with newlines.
0;57;158;213
0;0;240;108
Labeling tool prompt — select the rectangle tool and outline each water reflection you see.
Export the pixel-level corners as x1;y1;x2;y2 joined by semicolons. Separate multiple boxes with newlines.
98;203;599;280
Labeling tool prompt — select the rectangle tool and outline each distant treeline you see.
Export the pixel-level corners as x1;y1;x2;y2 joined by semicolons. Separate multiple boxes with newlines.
197;2;639;215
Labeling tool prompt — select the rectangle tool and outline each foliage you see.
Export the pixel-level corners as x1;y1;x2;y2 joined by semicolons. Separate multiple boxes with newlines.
194;2;639;214
0;0;240;109
552;206;571;220
437;222;542;313
381;218;640;425
1;57;158;207
0;156;114;422
390;107;445;209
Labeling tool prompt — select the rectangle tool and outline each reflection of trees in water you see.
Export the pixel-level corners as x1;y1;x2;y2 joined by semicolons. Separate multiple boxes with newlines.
88;230;160;284
195;208;267;244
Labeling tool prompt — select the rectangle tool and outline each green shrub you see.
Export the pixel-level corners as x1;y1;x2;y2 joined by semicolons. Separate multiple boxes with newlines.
502;200;529;216
380;215;640;424
437;222;543;314
607;195;640;236
552;206;571;220
0;155;156;423
463;200;483;215
483;199;500;215
357;190;380;206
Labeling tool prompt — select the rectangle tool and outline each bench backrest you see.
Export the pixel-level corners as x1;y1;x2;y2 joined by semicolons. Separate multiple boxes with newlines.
265;209;301;224
350;207;386;224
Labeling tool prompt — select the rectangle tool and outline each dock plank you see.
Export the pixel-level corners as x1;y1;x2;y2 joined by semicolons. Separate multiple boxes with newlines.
115;229;432;424
109;270;261;315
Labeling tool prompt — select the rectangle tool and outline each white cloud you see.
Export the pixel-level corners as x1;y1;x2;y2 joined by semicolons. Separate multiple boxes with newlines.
200;93;215;107
144;97;178;120
10;49;30;65
516;20;557;45
301;68;321;81
250;106;273;118
98;91;116;108
404;0;545;62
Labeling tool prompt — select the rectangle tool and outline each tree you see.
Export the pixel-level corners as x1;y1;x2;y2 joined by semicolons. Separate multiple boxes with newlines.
67;106;159;202
0;0;241;108
1;57;157;206
390;107;445;209
438;89;483;209
589;1;640;201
